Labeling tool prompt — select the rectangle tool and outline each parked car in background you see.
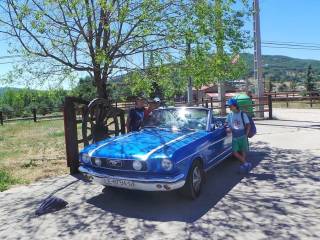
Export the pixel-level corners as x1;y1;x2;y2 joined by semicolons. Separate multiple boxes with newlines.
79;107;232;199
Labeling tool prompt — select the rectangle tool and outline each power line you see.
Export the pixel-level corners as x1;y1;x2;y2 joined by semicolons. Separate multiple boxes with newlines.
263;40;320;47
263;42;320;49
261;40;320;51
262;45;320;51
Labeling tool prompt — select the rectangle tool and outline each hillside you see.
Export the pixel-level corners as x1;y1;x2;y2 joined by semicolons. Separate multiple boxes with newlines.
242;53;320;82
0;87;20;96
0;87;11;95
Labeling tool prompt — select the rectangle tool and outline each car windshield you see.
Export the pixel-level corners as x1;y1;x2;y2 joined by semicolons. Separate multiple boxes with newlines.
143;108;209;131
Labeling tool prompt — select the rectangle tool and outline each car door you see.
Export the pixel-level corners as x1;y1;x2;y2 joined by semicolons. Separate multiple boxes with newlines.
202;114;225;167
214;116;232;152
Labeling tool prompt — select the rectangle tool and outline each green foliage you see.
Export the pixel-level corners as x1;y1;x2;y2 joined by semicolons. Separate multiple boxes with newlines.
305;65;316;92
0;0;181;98
124;71;154;98
278;83;288;92
0;88;67;118
71;76;133;101
0;170;20;192
125;0;249;100
289;80;297;91
107;83;132;102
0;104;14;118
71;76;96;101
127;0;248;98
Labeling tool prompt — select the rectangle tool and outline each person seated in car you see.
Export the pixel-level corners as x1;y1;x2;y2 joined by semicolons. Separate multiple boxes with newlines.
144;97;161;119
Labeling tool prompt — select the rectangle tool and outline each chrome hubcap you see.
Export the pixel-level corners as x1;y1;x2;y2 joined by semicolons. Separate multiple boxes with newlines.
192;166;202;192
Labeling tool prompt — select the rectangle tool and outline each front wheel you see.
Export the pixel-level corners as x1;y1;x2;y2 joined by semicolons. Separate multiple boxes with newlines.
181;160;204;199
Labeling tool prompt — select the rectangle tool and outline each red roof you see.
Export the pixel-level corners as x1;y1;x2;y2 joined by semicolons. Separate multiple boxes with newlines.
206;92;238;98
192;84;214;91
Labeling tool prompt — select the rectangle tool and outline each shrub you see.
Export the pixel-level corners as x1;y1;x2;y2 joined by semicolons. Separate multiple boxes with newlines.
0;169;20;191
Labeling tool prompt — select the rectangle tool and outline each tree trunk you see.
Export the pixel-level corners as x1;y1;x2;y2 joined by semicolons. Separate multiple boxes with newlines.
94;71;108;99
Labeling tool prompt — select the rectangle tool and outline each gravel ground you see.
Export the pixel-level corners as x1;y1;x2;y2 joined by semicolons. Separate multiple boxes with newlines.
0;108;319;240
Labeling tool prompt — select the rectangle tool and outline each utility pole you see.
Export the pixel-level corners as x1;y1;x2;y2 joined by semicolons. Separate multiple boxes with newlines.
253;0;264;118
186;40;193;106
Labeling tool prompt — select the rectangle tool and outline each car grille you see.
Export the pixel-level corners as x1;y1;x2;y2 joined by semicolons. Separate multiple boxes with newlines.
91;158;147;171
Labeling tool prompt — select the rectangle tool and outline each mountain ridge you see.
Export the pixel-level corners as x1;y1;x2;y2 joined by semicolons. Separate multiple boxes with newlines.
241;53;320;81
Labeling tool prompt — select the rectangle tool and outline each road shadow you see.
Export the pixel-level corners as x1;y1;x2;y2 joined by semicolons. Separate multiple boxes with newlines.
87;150;267;223
1;141;320;239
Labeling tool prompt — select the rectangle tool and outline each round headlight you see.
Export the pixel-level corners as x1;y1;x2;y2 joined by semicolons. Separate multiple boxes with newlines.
132;161;143;171
82;154;91;164
161;159;173;171
95;158;102;167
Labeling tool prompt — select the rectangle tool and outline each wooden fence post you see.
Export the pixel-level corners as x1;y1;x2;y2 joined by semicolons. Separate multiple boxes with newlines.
286;93;289;108
63;97;79;174
268;94;273;120
0;111;3;125
310;94;313;108
210;97;213;108
201;97;204;106
32;108;37;122
120;111;126;134
205;100;208;108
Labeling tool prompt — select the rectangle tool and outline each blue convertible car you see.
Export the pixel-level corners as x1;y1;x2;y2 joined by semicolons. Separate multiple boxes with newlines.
79;107;232;199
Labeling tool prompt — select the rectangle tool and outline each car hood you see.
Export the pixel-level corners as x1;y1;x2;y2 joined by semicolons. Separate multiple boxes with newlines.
85;128;205;160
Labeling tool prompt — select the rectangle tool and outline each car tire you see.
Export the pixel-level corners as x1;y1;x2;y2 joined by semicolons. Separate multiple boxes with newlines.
180;160;204;200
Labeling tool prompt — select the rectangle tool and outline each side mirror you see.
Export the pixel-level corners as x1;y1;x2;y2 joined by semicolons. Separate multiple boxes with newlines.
210;123;215;131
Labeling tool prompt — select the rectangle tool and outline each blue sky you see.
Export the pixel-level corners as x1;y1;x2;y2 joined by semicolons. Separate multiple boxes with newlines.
1;0;320;86
256;0;320;59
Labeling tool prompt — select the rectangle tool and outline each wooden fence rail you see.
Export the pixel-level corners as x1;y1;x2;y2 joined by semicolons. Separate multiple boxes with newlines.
2;90;319;125
0;95;274;125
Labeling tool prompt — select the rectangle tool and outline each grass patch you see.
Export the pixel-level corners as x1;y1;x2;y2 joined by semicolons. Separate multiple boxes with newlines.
0;119;68;189
273;101;320;109
0;169;21;191
48;131;65;138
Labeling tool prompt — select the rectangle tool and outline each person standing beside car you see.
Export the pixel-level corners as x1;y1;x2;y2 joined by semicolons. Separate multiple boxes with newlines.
126;97;146;132
225;98;252;173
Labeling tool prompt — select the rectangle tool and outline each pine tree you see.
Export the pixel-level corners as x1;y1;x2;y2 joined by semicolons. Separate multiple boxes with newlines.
305;65;315;92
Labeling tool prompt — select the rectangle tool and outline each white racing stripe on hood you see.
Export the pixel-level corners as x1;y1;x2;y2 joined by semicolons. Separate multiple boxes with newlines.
141;131;198;161
88;133;133;157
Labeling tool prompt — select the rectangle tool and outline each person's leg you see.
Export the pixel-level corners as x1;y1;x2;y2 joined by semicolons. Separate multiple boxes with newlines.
241;151;247;163
232;137;245;163
233;151;245;163
240;137;252;171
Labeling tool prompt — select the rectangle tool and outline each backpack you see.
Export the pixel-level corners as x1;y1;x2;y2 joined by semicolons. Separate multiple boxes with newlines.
241;111;256;138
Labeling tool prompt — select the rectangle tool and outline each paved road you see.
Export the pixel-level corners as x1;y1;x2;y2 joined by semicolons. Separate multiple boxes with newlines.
1;109;319;240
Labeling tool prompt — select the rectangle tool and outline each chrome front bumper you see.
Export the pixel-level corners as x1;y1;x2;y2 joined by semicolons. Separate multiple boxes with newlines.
79;165;186;191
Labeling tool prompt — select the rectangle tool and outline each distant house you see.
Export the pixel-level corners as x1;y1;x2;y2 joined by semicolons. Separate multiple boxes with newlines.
192;81;241;100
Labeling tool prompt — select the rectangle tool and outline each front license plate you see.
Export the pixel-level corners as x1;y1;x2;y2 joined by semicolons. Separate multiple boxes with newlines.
104;177;135;188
